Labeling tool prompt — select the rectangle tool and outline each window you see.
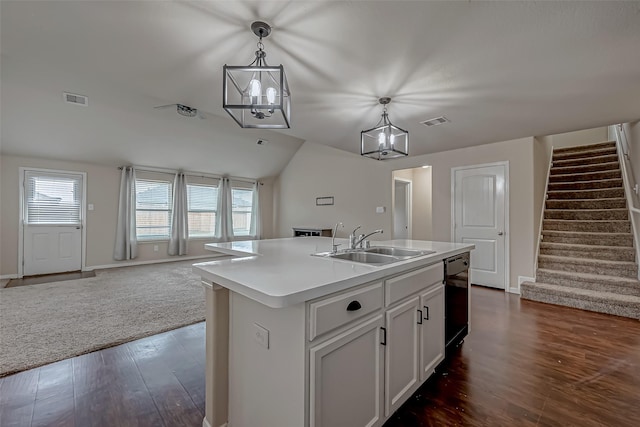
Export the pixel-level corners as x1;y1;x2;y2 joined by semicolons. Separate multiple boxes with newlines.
136;179;172;240
25;171;82;225
231;187;254;236
187;184;218;238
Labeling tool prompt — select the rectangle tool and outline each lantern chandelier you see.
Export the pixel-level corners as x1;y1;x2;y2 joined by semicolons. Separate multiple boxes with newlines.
361;97;409;160
223;21;291;129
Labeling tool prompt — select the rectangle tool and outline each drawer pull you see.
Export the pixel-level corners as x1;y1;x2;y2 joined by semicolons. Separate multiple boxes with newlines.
424;305;430;320
380;327;387;346
346;300;362;311
417;309;423;325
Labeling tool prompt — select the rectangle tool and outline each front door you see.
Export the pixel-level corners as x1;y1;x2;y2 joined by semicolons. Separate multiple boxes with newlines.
22;169;84;276
453;163;507;289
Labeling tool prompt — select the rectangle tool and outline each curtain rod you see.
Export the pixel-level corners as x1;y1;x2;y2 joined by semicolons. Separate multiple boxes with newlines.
117;165;259;184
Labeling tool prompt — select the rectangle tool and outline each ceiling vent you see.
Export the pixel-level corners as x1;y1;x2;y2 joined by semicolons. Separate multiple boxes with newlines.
421;116;449;127
63;92;88;106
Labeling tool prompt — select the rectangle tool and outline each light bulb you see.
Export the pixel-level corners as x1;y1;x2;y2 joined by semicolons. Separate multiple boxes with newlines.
378;132;386;147
390;133;395;147
266;87;277;104
249;79;262;103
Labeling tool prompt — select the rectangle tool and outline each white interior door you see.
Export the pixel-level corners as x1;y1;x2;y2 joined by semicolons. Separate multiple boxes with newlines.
393;180;410;239
22;169;84;276
453;164;507;289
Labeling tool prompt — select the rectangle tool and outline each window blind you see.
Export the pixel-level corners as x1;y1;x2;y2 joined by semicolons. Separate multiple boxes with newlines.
136;179;172;240
231;187;253;236
187;184;218;237
25;171;82;224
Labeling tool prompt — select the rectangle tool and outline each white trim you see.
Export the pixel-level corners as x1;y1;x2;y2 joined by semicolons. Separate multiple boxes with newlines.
392;177;413;239
88;253;226;271
18;167;87;279
0;274;19;280
450;161;510;292
534;147;554;275
202;418;227;427
515;276;534;295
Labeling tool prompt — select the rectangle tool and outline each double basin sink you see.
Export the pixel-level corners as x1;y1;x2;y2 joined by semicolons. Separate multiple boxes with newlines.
315;246;436;265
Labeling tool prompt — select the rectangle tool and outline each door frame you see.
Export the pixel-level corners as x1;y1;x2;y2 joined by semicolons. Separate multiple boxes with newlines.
450;161;510;293
392;178;412;240
18;167;88;278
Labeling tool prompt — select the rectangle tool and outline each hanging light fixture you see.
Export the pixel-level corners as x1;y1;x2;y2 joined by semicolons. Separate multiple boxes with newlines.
361;97;408;160
223;21;291;129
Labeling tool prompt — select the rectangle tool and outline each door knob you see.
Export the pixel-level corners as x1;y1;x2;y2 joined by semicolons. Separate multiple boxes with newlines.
498;231;504;236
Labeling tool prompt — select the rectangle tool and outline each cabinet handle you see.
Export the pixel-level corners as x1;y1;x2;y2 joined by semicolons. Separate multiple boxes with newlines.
380;327;387;346
346;300;362;311
417;309;423;325
424;306;430;320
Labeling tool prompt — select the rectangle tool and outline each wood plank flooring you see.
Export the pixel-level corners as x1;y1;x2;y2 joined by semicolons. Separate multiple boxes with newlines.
2;286;639;427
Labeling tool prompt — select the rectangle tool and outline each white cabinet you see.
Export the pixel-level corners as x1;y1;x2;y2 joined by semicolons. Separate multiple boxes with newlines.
420;284;445;380
309;315;385;427
384;295;420;416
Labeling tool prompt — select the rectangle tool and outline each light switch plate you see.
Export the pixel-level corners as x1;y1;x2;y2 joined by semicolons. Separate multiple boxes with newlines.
376;206;386;213
88;203;94;211
253;323;269;349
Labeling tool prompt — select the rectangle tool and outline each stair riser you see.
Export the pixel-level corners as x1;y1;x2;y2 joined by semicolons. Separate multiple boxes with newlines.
535;271;640;296
539;247;636;262
541;233;633;247
547;179;623;192
546;199;627;210
547;189;625;200
551;162;620;175
520;288;640;319
544;210;629;220
549;170;622;183
553;142;616;154
552;154;619;167
553;147;617;161
543;220;631;233
538;259;637;278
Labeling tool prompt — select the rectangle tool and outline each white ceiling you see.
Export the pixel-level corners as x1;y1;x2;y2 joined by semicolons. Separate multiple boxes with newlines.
2;1;640;177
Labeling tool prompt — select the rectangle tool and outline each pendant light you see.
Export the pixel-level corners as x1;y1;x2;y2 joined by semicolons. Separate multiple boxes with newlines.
223;21;291;129
361;97;408;160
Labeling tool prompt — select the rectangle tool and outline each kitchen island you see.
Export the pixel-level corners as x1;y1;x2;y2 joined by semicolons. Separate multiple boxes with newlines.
193;237;473;427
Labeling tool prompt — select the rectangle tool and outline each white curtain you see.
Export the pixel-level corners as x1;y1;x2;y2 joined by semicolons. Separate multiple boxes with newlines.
113;166;137;260
168;172;188;255
215;177;234;241
249;181;261;239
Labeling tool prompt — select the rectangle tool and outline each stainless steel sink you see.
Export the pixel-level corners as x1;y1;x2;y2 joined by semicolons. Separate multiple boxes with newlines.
329;251;398;265
363;247;435;258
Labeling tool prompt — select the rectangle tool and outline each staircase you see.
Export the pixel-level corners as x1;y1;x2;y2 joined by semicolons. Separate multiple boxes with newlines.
521;141;640;319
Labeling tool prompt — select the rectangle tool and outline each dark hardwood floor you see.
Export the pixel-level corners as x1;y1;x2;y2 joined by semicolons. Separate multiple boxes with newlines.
1;286;639;427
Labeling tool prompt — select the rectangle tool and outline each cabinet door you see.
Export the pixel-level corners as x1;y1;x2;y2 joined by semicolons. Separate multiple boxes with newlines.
384;296;420;417
420;284;445;381
309;315;384;427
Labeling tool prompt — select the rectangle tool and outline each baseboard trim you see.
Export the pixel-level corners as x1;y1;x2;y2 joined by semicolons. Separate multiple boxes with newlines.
514;276;535;295
88;254;226;271
0;274;19;280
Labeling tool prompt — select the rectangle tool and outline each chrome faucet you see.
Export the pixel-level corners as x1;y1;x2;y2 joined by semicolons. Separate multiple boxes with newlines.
348;225;362;250
351;229;383;249
331;222;343;253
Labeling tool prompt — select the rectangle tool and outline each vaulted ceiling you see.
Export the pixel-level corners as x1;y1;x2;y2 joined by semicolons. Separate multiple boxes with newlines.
2;1;640;178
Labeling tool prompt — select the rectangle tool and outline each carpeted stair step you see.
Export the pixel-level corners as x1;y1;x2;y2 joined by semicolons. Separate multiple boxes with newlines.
553;141;616;155
537;255;637;278
544;209;629;221
547;178;623;192
546;198;627;210
520;281;640;319
535;268;640;296
543;219;630;233
547;188;625;200
550;162;621;175
549;169;622;183
539;242;636;262
552;146;617;161
552;154;619;168
541;230;633;246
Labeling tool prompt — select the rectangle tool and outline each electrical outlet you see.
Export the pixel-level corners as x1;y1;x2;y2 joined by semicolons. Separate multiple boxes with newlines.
253;323;269;349
153;245;159;252
88;203;94;211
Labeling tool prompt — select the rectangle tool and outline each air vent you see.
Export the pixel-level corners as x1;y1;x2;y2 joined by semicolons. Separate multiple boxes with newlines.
421;116;449;127
63;92;88;106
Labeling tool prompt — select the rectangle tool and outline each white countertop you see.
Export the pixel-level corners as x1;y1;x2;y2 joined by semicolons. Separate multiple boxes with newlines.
193;237;474;308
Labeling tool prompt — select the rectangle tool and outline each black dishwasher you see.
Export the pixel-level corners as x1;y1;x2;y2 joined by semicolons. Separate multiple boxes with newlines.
444;252;469;353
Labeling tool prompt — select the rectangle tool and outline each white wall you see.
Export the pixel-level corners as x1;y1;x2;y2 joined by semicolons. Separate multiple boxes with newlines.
275;142;392;242
391;168;432;240
0;154;276;276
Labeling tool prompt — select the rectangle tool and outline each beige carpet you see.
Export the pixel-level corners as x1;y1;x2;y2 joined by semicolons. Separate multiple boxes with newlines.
0;259;210;376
